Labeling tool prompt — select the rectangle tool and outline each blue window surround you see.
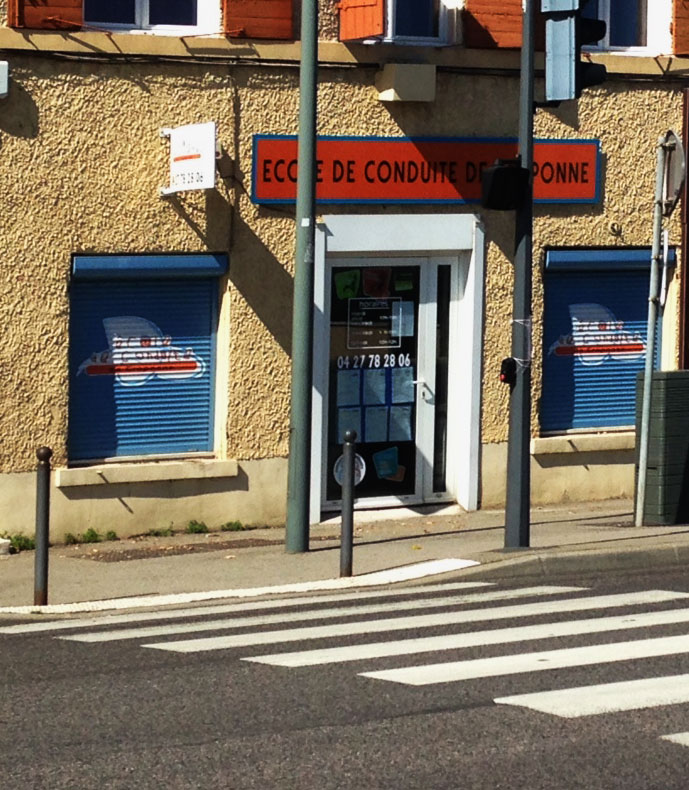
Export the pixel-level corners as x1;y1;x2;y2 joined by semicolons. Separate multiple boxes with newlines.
72;253;227;280
545;247;675;272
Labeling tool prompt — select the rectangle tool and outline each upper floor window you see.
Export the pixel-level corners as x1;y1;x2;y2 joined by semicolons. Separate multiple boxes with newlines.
582;0;672;53
8;0;293;39
462;0;676;55
339;0;453;44
84;0;219;34
393;0;440;39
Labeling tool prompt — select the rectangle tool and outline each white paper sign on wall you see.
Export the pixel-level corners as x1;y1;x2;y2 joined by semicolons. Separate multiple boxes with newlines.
160;122;216;196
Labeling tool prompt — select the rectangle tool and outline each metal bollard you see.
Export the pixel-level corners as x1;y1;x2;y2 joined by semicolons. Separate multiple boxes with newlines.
339;430;357;578
34;446;53;606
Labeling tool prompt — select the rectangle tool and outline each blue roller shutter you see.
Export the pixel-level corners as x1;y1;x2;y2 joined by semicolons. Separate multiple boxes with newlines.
68;255;226;461
541;248;671;433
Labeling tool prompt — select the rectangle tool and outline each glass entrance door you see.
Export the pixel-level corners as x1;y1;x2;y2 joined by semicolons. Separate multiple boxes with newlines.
323;257;452;507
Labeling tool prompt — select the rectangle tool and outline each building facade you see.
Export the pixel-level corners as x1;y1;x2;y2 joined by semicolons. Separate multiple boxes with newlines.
0;0;686;538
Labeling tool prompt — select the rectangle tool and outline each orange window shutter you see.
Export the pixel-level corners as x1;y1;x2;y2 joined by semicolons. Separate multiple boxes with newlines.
673;0;689;55
223;0;293;39
338;0;384;42
8;0;82;29
463;0;544;49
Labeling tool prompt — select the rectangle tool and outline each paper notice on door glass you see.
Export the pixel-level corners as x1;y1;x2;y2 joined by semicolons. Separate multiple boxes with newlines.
362;268;391;298
393;272;414;292
363;368;386;405
337;407;361;444
391;301;415;338
389;405;413;442
347;298;401;350
337;370;360;406
372;446;398;478
365;406;388;443
391;367;415;404
335;269;360;300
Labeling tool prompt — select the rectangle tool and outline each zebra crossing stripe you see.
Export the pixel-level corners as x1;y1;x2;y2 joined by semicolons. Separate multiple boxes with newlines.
495;675;689;718
0;581;492;635
359;633;689;686
244;606;689;667
62;586;580;643
142;589;686;654
660;732;689;747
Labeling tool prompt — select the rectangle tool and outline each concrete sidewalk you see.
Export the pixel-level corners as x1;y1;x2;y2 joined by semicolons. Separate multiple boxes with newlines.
2;497;689;614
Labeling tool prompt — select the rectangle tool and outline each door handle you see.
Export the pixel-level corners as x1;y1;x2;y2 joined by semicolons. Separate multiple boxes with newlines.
413;378;434;402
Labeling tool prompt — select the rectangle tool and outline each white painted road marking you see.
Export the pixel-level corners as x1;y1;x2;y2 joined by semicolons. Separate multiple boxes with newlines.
244;606;689;667
0;581;492;635
495;675;689;718
660;732;689;747
0;557;481;615
360;633;689;686
143;590;685;654
64;586;581;643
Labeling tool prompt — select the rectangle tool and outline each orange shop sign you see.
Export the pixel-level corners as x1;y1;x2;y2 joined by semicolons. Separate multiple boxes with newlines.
252;135;600;205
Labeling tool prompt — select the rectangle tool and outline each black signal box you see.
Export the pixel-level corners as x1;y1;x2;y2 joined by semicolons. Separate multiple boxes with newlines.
481;159;530;211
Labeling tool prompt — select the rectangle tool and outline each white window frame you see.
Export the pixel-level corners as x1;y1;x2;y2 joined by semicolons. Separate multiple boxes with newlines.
585;0;671;55
84;0;221;36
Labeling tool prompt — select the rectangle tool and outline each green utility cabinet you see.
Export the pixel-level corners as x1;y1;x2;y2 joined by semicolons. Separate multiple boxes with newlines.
636;371;689;525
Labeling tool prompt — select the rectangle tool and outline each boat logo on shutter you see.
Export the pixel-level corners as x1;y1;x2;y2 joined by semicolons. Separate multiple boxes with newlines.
77;316;205;386
548;303;645;366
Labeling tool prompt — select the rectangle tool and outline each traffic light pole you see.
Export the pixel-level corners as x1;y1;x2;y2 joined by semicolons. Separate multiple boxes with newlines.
286;0;318;553
505;0;535;549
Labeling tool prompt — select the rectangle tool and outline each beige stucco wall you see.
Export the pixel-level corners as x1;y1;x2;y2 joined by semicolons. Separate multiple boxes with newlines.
0;458;288;537
0;29;684;535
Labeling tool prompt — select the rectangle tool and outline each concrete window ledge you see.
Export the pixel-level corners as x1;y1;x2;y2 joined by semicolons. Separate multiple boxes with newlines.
55;459;239;488
530;432;635;456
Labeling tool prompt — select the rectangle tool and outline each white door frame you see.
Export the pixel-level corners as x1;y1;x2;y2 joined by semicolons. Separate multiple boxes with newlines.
311;213;485;524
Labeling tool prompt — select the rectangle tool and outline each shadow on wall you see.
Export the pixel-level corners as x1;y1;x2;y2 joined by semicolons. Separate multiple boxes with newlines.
162;187;232;251
533;449;634;470
542;100;582;132
58;466;250;507
229;213;294;357
0;80;39;139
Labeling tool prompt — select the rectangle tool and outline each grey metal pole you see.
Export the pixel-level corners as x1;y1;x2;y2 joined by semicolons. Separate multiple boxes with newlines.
34;446;52;606
505;0;535;549
286;0;318;553
635;137;667;526
339;430;356;578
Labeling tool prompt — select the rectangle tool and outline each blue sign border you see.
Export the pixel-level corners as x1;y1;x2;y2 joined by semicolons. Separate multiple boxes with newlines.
251;134;602;206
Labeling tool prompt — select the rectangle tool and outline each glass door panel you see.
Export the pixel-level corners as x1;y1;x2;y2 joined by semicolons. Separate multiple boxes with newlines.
326;264;420;501
432;264;451;493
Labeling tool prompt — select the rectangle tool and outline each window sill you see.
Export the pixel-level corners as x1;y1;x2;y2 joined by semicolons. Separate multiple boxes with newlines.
55;459;238;488
531;432;635;456
0;28;683;79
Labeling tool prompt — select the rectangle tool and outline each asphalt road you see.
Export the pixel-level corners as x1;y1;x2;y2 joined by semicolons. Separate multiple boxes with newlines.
3;566;689;789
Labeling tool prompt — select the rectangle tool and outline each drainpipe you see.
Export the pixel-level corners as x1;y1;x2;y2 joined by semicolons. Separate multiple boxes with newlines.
680;90;689;369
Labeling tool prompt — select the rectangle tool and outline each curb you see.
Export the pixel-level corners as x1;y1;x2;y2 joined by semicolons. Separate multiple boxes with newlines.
0;557;479;615
456;543;689;580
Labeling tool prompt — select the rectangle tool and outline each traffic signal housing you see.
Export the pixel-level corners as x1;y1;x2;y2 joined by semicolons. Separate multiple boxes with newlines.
543;0;607;102
576;0;607;97
500;358;517;387
481;158;530;211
